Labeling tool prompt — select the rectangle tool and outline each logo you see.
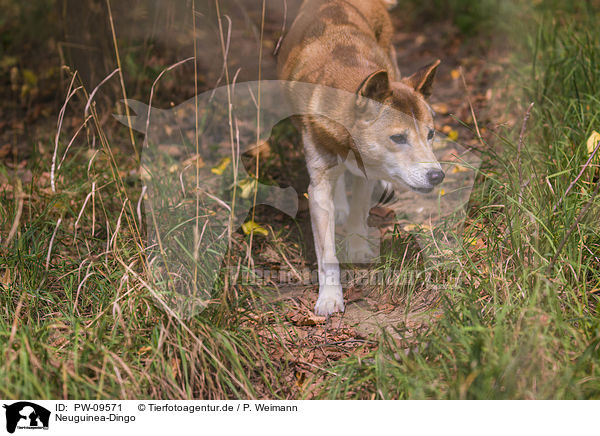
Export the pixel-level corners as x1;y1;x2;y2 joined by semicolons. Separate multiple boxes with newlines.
3;402;50;434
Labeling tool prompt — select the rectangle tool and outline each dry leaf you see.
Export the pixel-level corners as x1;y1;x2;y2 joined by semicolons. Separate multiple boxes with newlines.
295;371;307;389
182;153;205;169
138;346;152;355
586;131;600;157
431;102;449;114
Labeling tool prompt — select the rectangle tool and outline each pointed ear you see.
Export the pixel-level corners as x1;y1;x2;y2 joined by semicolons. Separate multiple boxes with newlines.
358;70;391;102
401;59;441;98
382;0;398;10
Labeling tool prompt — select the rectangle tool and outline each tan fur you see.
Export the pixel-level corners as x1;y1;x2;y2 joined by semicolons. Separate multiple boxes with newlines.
277;0;444;316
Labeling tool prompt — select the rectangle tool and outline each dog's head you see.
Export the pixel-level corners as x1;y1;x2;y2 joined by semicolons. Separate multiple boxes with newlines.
351;60;444;193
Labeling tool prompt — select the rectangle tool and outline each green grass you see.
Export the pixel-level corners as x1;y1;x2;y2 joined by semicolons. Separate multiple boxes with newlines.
1;0;600;399
317;1;600;399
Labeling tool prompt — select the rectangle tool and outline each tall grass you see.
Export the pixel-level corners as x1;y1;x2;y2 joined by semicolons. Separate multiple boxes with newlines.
317;0;600;399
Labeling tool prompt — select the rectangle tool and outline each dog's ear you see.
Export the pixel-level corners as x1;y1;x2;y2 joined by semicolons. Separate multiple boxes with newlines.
358;70;391;102
382;0;398;10
402;59;441;98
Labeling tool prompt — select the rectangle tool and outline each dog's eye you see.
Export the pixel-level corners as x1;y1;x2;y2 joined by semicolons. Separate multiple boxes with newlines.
391;134;408;145
427;129;435;141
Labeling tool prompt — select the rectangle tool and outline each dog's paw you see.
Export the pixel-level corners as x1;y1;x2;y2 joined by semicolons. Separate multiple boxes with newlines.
346;236;377;263
314;288;345;316
335;208;350;226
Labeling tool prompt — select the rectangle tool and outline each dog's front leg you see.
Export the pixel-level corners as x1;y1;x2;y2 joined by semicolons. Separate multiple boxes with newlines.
308;171;345;316
346;175;376;263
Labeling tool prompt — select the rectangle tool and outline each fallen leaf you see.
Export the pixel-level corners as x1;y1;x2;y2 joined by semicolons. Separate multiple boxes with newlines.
295;371;307;389
292;312;326;326
170;357;181;379
211;156;231;175
242;220;268;236
403;223;432;232
238;178;258;199
586;131;600;158
431;102;449;114
451;164;470;173
182;153;205;169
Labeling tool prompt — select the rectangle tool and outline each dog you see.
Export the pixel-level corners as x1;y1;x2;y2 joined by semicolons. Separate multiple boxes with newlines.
277;0;444;316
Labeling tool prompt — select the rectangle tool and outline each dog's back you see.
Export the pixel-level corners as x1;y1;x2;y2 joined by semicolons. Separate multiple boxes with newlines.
277;0;399;92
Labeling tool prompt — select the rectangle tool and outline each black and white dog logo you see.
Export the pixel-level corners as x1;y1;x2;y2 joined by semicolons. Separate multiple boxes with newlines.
3;402;50;434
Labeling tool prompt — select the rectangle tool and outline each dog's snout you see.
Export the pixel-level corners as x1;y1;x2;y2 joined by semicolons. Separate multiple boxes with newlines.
427;169;445;186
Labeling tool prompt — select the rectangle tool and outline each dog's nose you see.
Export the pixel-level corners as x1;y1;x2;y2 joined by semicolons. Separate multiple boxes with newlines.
427;169;445;186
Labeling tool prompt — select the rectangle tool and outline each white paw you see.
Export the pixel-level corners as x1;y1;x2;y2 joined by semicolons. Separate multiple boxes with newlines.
314;287;345;316
335;207;350;226
346;235;377;263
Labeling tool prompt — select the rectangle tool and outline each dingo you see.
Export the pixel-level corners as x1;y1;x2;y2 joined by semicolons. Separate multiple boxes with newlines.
277;0;444;316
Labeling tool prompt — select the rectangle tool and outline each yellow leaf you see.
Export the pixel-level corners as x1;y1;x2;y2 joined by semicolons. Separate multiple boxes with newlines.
211;156;231;175
447;129;459;141
587;131;600;156
242;220;268;236
450;69;460;80
465;237;478;246
238;178;257;199
440;189;446;196
403;224;432;232
451;164;469;173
